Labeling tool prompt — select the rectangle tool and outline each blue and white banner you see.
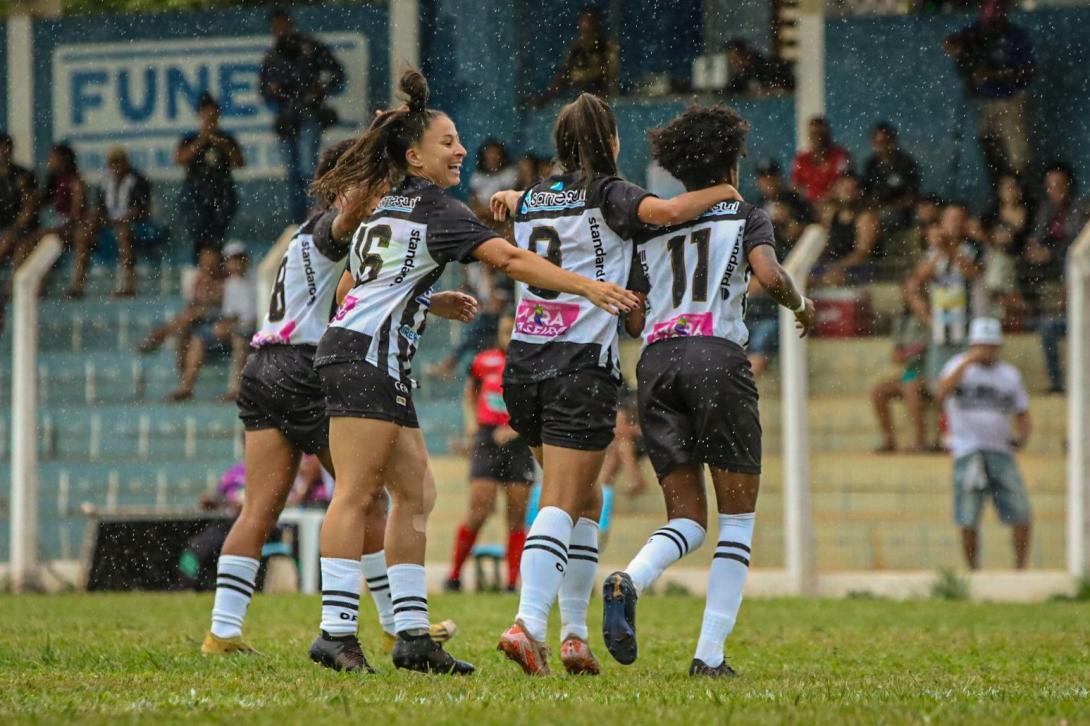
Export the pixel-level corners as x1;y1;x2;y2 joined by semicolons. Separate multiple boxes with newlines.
51;33;369;181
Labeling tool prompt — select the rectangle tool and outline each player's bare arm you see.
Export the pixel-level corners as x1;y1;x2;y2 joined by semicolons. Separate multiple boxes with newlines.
747;245;814;336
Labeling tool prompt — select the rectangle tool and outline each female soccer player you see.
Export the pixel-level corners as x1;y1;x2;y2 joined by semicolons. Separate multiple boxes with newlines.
306;71;639;675
445;314;535;593
490;93;744;676
600;105;814;677
200;140;474;658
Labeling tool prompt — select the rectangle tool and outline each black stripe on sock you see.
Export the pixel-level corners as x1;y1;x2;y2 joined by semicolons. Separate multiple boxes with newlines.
568;553;599;563
393;604;429;613
392;595;428;606
322;599;360;611
321;589;360;600
660;526;692;554
369;584;390;592
652;529;686;559
366;575;388;584
218;572;255;589
717;540;751;554
523;543;568;563
217;582;254;598
569;544;598;553
713;552;751;567
526;534;568;551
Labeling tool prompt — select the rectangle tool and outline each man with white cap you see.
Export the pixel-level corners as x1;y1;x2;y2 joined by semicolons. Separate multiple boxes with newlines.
936;317;1032;570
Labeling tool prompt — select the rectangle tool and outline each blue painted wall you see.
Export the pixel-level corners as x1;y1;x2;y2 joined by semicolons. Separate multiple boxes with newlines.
826;9;1090;210
31;4;389;256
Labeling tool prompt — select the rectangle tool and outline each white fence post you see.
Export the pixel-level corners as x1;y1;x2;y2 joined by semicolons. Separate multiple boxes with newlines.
779;225;826;596
10;234;63;592
255;225;299;328
1067;223;1090;578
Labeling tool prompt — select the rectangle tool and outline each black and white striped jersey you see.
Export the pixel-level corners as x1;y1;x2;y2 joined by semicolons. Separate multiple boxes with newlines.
251;210;348;348
315;176;495;383
505;173;656;383
630;201;774;349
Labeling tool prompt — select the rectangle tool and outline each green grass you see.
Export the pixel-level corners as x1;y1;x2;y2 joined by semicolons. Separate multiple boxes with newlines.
2;592;1089;724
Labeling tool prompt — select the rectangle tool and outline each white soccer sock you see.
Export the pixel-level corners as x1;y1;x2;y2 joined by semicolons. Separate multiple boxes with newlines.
388;563;430;634
319;557;362;637
694;512;755;667
210;555;260;639
361;550;395;635
516;506;574;642
624;518;707;595
559;517;599;641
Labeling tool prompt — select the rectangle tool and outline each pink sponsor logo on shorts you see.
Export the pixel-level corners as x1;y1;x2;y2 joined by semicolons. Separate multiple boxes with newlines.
515;300;580;338
647;312;713;343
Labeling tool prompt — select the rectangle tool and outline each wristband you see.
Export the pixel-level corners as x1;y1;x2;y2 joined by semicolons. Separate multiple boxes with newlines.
792;298;807;314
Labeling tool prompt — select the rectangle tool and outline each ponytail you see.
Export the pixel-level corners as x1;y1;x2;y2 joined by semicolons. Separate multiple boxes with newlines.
310;69;441;202
553;93;619;187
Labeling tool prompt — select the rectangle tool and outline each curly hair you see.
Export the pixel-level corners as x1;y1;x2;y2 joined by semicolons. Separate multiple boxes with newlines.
649;105;750;191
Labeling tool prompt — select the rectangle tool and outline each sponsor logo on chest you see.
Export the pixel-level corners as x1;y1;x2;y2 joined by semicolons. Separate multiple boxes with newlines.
515;300;581;338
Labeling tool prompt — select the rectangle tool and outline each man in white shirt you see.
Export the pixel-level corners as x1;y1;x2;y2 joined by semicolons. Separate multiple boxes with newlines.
936;317;1032;570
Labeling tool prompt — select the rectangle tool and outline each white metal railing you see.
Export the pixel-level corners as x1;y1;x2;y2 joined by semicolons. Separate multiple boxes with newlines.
778;224;827;595
9;234;63;592
255;225;300;326
1067;221;1090;577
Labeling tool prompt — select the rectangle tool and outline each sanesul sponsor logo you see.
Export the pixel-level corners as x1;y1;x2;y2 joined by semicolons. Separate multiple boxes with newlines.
519;187;587;214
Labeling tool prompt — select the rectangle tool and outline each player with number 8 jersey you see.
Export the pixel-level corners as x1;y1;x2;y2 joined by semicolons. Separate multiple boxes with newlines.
490;93;745;677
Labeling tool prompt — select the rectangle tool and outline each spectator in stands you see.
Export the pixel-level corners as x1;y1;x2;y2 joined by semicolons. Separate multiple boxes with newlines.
756;158;813;224
170;242;255;402
936;317;1032;570
66;147;154;299
260;7;345;223
0;133;39;275
177;94;245;261
723;38;794;97
542;6;620;101
22;144;91;278
905;204;985;389
943;0;1034;185
862;122;920;232
979;174;1029;327
871;301;931;453
515;153;541;190
138;246;223;370
468;140;517;220
815;174;879;286
791;116;852;204
1025;163;1083;394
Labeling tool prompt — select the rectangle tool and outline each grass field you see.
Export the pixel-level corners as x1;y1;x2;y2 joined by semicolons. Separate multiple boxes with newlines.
2;591;1088;724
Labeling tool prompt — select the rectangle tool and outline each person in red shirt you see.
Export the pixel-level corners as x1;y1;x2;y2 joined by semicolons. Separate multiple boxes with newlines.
446;314;535;592
791;116;852;204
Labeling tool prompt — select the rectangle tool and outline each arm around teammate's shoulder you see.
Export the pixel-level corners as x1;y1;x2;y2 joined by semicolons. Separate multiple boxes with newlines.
636;183;742;227
472;237;639;315
747;245;814;337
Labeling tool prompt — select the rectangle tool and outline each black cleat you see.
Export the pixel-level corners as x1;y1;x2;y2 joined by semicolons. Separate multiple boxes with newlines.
689;658;738;678
443;578;462;593
602;571;638;665
308;631;375;673
391;630;475;675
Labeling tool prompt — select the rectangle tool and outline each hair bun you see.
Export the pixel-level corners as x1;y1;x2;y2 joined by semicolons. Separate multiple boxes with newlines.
399;69;430;114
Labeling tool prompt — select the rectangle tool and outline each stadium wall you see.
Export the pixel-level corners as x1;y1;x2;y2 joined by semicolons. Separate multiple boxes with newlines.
28;4;390;253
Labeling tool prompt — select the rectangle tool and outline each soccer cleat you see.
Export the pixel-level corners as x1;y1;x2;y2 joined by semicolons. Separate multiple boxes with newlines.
201;632;259;656
391;631;475;675
689;658;738;678
559;635;600;675
308;631;376;673
497;619;551;676
602;571;638;665
443;578;462;592
382;619;458;653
